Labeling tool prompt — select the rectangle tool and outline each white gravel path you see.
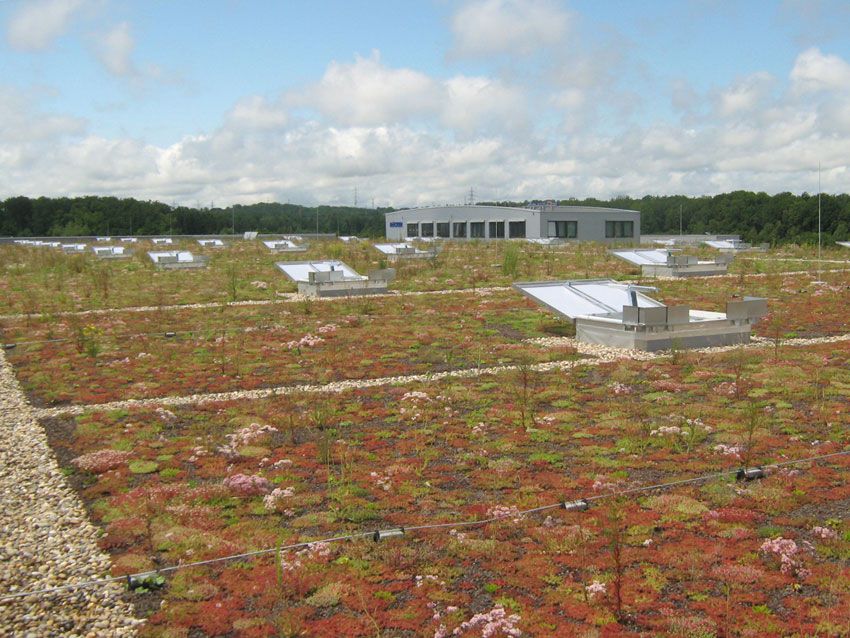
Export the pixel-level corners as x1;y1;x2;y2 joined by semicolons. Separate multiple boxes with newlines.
0;286;509;323
0;347;141;637
33;332;850;420
1;260;842;324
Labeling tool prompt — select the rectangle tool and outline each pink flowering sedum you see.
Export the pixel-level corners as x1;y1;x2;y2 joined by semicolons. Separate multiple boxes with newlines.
72;449;132;473
262;486;295;511
586;579;607;598
812;526;838;540
760;536;813;578
217;422;278;458
284;334;325;349
222;473;273;496
155;407;178;424
451;605;521;637
486;505;523;524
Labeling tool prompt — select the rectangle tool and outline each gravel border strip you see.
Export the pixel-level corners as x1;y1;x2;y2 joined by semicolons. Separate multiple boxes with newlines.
0;348;141;637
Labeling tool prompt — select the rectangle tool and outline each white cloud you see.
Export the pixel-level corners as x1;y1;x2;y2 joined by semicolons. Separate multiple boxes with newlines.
290;53;531;139
94;21;136;77
289;52;442;127
551;88;597;134
712;71;777;117
669;79;702;118
442;75;529;136
5;38;850;208
6;0;94;51
225;95;289;131
450;0;571;58
0;85;86;144
790;47;850;92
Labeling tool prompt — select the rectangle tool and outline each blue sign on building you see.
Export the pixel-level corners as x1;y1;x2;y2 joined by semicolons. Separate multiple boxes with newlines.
389;221;403;227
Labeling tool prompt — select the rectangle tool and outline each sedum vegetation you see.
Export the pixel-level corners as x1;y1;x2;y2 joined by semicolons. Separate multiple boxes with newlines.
3;238;850;637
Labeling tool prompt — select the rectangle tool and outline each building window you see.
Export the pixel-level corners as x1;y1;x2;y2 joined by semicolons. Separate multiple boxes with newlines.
470;222;485;238
508;221;526;238
453;222;467;238
548;220;577;238
489;221;505;238
407;223;419;238
605;220;634;238
436;222;450;238
421;222;434;237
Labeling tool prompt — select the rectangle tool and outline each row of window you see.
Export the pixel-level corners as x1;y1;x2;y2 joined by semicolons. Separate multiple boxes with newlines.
548;220;577;238
403;219;634;239
407;221;527;239
605;220;634;238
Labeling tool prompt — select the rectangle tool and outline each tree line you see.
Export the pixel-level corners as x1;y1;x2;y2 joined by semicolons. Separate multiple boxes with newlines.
2;191;849;244
0;197;390;238
593;192;850;245
485;191;850;245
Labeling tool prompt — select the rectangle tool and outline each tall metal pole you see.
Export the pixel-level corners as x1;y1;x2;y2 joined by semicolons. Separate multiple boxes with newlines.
811;163;825;284
818;163;822;283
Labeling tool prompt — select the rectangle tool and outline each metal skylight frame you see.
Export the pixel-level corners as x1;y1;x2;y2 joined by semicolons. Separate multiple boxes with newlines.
513;278;662;321
275;260;365;283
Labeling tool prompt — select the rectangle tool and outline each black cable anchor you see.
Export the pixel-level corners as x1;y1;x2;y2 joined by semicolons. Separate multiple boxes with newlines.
736;466;765;481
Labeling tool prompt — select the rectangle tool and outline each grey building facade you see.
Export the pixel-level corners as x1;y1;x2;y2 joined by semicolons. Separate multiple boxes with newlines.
385;204;640;243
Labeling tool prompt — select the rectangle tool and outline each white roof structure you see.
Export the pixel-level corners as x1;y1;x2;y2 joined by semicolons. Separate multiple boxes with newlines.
514;279;661;320
276;260;393;297
837;241;850;248
373;242;437;258
14;240;61;247
374;243;416;255
151;237;173;245
243;231;258;240
95;236;112;242
514;278;767;351
263;239;305;252
704;239;750;251
61;243;87;253
611;248;733;277
148;250;197;263
526;238;562;246
339;236;360;242
610;248;671;266
92;245;130;257
275;260;365;283
120;237;138;243
197;238;226;247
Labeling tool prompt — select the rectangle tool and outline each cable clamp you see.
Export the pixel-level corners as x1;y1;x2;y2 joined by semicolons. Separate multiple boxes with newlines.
373;527;405;541
562;499;589;511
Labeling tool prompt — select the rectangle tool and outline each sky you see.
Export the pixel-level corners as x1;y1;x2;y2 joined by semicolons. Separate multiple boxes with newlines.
2;0;850;208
